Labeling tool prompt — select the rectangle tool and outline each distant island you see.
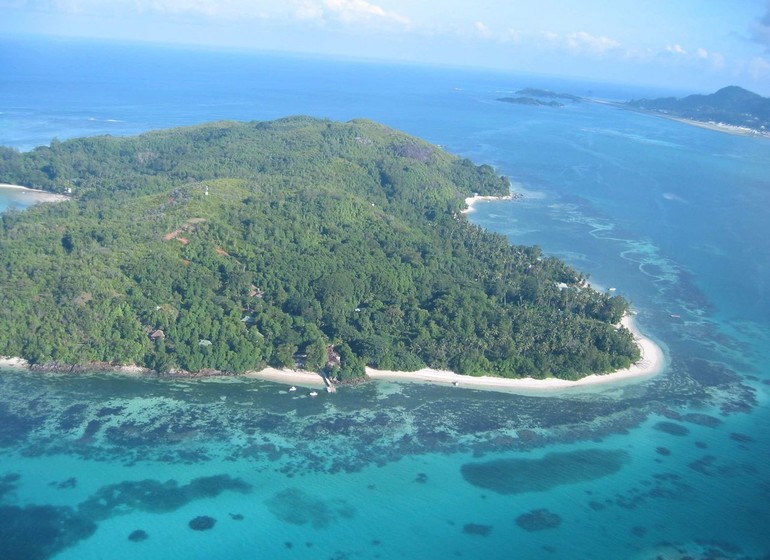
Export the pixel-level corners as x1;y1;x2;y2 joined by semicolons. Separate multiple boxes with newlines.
0;117;639;382
625;86;770;136
498;97;564;108
498;88;582;108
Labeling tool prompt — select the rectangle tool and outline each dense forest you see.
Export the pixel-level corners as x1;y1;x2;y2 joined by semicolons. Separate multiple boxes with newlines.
0;117;638;381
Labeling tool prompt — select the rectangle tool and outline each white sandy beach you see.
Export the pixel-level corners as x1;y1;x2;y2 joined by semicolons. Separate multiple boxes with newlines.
365;314;665;394
242;314;665;395
0;183;70;203
0;357;30;369
241;315;664;395
243;367;327;389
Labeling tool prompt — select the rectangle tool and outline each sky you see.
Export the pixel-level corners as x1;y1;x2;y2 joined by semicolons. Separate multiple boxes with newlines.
3;0;770;95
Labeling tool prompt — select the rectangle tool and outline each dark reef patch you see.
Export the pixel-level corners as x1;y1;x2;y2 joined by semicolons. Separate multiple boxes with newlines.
0;504;97;560
53;477;77;490
463;523;492;536
612;472;692;510
686;358;740;387
588;500;606;511
515;509;562;531
681;413;722;428
461;449;629;495
128;529;148;542
631;525;647;537
266;488;355;529
0;473;21;500
0;406;40;447
58;404;89;431
189;516;216;531
78;474;251;520
688;455;717;476
653;421;689;436
729;432;754;444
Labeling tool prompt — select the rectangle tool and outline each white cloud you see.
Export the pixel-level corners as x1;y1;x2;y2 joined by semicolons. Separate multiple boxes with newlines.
500;28;521;44
750;4;770;50
749;56;770;79
695;47;708;59
565;31;619;54
294;0;324;21
540;31;561;45
624;47;655;63
473;20;491;39
20;0;275;18
665;44;687;56
299;0;411;28
539;30;619;55
710;51;725;70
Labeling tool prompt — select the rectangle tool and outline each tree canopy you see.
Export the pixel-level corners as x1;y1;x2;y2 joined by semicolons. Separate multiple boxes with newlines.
0;117;639;380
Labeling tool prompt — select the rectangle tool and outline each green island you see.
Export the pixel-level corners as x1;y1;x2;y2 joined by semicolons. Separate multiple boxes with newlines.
497;97;564;108
498;89;583;109
625;86;770;134
0;117;639;382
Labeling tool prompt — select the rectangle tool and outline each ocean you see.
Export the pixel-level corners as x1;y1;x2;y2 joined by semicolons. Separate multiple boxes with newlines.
1;36;769;560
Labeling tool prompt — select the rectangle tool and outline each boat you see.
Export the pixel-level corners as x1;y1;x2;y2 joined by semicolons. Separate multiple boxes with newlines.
288;386;297;392
309;391;318;397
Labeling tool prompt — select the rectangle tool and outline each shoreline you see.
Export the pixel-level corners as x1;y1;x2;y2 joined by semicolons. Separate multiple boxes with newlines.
242;367;327;389
0;183;70;203
589;100;769;139
662;116;769;138
2;315;665;396
365;314;665;394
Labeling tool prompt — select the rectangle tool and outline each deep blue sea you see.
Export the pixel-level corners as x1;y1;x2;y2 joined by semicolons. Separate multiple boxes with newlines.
2;36;770;560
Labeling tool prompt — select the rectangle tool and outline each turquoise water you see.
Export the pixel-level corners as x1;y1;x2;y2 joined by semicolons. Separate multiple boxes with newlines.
1;37;769;559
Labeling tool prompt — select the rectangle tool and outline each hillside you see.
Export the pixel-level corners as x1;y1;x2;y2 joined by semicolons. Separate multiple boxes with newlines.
0;117;638;381
626;86;770;132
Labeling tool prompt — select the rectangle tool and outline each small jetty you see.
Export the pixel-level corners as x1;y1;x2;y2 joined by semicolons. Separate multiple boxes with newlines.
322;372;337;393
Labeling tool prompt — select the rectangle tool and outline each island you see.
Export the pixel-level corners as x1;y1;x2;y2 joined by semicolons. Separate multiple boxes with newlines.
515;88;582;102
497;97;564;108
498;89;583;109
625;85;770;136
0;117;640;384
